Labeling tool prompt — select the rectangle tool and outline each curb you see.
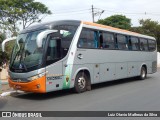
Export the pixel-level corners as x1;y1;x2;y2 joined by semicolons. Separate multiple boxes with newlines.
0;90;25;97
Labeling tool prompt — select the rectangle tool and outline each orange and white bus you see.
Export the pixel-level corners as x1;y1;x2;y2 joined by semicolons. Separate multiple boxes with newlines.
2;20;157;93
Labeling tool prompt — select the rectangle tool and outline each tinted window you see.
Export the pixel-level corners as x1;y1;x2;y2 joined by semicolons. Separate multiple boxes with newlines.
117;34;128;50
140;38;148;51
130;37;139;51
102;32;115;49
148;40;156;51
53;25;78;57
46;37;61;65
78;28;98;49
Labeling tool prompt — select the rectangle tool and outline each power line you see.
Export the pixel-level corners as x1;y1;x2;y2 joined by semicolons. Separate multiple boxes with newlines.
101;9;160;16
45;6;160;21
54;9;91;14
53;8;89;12
48;11;91;17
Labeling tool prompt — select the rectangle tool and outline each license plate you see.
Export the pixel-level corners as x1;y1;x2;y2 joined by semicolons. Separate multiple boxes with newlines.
15;85;21;89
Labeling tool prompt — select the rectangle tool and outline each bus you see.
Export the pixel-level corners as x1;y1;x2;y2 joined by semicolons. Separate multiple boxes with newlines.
2;20;157;93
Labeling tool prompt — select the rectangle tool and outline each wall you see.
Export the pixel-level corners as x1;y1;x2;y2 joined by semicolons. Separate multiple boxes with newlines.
0;68;8;80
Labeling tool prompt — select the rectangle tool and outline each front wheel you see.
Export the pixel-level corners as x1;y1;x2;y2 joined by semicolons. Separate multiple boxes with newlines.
74;72;87;93
139;66;147;80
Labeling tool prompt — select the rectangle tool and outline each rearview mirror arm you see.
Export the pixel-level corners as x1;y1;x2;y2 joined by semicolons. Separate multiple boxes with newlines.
1;37;17;52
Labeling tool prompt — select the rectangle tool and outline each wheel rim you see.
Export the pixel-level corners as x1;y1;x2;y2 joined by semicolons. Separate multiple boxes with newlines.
78;76;86;90
141;68;146;78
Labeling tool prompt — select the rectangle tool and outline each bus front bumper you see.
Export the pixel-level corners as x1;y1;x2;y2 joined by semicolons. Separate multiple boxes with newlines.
8;76;46;93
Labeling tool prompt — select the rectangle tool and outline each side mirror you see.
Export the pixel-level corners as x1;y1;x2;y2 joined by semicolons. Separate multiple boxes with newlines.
1;37;17;52
36;30;58;48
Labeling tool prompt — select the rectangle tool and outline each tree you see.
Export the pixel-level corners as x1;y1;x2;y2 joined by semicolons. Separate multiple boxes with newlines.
131;19;160;52
0;33;6;43
97;15;132;30
0;0;52;36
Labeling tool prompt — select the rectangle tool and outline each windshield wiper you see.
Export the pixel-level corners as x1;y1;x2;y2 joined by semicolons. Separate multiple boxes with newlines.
10;50;20;68
20;61;28;71
11;42;27;70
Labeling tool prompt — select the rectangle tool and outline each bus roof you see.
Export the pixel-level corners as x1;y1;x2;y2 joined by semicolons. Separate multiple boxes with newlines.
20;20;155;40
82;21;155;40
20;20;81;34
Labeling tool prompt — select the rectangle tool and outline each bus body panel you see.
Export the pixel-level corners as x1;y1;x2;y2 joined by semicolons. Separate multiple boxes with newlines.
100;63;116;82
115;62;128;80
73;46;157;85
45;61;63;92
128;62;139;77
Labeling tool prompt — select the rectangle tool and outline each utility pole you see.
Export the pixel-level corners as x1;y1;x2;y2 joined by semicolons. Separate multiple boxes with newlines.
91;5;104;23
91;5;95;23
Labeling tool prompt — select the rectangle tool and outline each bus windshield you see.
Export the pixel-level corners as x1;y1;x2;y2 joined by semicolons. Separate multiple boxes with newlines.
10;25;78;72
10;30;46;72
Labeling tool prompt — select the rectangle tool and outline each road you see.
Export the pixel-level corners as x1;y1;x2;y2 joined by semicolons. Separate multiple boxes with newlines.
0;68;160;120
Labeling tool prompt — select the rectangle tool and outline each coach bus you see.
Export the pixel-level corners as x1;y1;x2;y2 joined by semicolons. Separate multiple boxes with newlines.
2;20;157;93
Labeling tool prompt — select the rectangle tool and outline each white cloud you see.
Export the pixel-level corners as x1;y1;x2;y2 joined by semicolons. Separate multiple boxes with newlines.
35;0;160;26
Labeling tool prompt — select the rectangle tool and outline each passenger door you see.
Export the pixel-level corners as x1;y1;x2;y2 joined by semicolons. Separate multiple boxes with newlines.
45;35;63;92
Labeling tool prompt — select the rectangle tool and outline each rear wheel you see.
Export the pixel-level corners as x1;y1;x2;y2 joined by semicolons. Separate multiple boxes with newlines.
74;72;87;93
139;66;147;80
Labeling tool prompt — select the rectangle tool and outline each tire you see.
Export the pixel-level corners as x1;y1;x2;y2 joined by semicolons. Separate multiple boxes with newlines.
74;72;87;93
139;66;147;80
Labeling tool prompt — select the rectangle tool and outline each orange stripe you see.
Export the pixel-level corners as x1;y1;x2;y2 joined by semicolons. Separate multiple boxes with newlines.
82;21;140;36
9;76;46;93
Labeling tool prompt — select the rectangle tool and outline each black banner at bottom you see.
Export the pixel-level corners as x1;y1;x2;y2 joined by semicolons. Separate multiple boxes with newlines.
0;111;160;117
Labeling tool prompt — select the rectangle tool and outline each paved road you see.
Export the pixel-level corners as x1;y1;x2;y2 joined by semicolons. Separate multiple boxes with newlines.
0;68;160;120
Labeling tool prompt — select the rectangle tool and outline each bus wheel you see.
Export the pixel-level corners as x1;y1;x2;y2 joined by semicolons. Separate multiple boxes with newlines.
74;72;87;93
139;66;147;80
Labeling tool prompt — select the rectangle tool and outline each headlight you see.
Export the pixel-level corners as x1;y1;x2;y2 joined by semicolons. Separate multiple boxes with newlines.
28;72;46;81
28;75;39;81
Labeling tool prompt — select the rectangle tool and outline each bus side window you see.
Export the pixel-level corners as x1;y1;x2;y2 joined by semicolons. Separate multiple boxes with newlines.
93;31;99;48
140;42;145;51
102;32;115;49
140;38;148;51
53;25;77;58
78;39;84;48
128;36;132;50
130;37;139;51
99;32;103;49
117;34;128;50
148;39;156;51
78;28;97;49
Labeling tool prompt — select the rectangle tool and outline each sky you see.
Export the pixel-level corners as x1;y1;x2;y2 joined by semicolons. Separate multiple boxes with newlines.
35;0;160;27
